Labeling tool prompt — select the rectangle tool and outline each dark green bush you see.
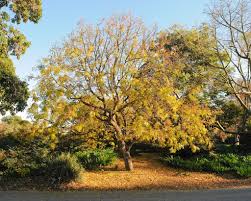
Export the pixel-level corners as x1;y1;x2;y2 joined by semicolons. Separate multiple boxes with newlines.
0;135;20;150
45;153;82;183
235;165;251;177
0;140;49;177
161;153;251;177
75;149;117;170
2;156;39;177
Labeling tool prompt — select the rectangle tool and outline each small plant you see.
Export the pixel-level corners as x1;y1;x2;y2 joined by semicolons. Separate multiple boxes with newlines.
45;153;82;183
75;149;117;170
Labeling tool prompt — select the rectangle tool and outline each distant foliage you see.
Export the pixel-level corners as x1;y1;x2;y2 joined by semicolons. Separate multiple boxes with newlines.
75;149;117;170
216;101;243;130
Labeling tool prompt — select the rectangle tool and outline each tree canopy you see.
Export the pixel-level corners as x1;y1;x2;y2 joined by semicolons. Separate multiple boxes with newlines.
30;15;223;170
207;0;251;135
0;0;42;114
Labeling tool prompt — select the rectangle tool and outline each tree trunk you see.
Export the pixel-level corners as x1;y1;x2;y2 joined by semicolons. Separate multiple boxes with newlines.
120;140;133;171
110;118;134;171
123;150;133;171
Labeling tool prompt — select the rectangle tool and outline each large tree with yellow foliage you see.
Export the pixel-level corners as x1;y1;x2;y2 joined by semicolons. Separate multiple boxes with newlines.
31;15;218;170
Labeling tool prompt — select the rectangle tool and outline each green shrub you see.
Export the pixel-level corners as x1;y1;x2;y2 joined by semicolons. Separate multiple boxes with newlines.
161;153;251;177
235;155;251;177
75;149;117;170
235;165;251;177
2;157;40;177
0;142;49;177
0;135;20;150
45;153;82;183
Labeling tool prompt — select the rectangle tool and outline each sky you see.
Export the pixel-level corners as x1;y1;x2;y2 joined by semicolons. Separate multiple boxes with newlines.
13;0;211;80
12;0;211;118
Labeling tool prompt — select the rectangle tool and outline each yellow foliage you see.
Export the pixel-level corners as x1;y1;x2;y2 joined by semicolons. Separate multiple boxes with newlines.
29;15;218;155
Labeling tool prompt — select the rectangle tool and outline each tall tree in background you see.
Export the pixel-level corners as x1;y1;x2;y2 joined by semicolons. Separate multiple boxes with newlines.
0;0;42;114
207;0;251;135
158;25;227;103
139;25;220;153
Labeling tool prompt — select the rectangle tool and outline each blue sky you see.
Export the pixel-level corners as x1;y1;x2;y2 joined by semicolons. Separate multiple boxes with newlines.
13;0;211;80
11;0;212;118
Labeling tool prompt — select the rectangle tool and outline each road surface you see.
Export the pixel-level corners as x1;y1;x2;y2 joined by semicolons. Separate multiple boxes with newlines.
0;188;251;201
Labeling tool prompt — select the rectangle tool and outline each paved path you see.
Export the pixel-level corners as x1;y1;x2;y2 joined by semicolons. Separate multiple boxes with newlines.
0;188;251;201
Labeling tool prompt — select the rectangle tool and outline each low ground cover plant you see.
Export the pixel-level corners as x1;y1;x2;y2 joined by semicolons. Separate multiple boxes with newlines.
75;149;117;170
161;152;251;177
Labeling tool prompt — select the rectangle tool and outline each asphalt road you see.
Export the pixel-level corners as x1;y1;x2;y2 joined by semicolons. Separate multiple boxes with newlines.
0;188;251;201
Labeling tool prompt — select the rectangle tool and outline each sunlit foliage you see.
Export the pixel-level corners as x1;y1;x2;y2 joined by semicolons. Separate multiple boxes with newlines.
30;15;220;170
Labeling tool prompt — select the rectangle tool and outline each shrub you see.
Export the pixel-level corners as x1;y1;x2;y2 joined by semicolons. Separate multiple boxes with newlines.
2;157;38;177
161;153;251;177
0;135;20;150
75;149;117;170
45;153;82;183
0;141;49;177
235;165;251;177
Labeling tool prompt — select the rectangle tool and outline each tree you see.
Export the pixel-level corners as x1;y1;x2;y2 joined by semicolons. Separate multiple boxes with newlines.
157;25;227;102
207;0;251;134
31;15;156;170
1;115;32;136
31;15;217;170
0;70;29;114
139;25;219;152
0;0;42;114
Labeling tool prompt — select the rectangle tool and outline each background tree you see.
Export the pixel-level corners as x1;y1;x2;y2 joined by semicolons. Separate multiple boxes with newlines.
157;25;228;103
139;25;220;153
1;115;33;137
207;0;251;135
0;0;42;114
0;70;29;114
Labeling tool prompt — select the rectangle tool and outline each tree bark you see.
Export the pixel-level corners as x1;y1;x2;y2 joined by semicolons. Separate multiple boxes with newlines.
120;140;133;171
110;118;134;171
